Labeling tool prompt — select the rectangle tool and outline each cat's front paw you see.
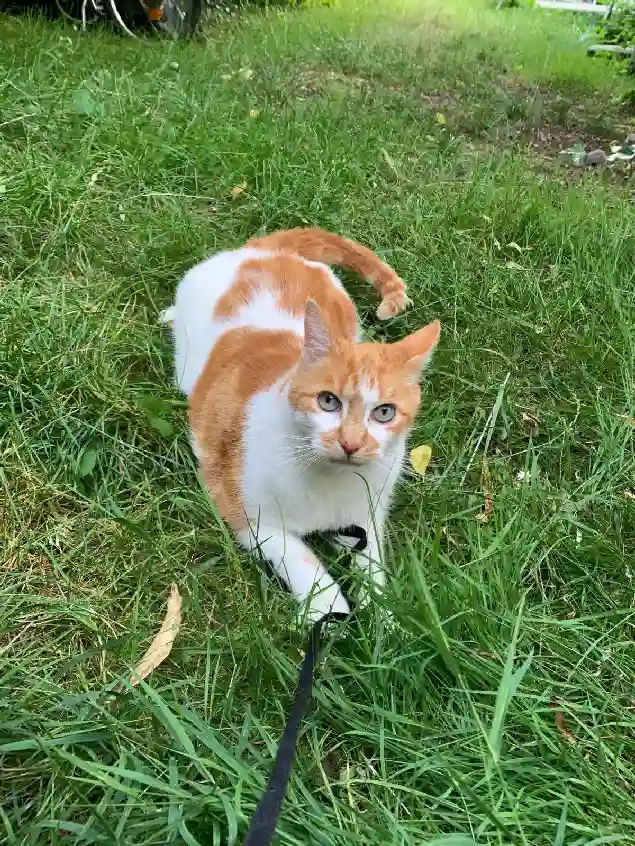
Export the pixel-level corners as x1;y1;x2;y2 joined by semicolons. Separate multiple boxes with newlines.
301;585;350;625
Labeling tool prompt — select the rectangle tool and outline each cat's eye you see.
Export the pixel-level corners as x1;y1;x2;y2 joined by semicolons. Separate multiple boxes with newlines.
371;403;397;424
317;391;342;412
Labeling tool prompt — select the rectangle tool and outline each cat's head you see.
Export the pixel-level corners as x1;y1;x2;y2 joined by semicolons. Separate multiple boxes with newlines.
288;301;440;466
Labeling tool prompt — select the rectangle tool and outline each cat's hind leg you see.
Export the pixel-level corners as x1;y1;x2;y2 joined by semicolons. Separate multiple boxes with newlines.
236;524;350;623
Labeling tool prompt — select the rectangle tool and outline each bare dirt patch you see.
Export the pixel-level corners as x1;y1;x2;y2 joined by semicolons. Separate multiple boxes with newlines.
290;66;372;99
496;75;632;150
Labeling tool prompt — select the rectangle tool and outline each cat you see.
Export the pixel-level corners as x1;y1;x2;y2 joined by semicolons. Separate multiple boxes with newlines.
167;228;440;623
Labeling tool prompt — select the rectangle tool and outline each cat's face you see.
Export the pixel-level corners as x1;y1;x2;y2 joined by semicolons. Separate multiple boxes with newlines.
288;302;440;466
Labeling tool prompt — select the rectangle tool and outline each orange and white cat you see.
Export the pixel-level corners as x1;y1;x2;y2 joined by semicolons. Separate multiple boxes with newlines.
167;228;440;622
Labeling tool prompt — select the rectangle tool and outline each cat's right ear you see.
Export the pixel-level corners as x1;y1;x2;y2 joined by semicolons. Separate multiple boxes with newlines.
302;300;331;365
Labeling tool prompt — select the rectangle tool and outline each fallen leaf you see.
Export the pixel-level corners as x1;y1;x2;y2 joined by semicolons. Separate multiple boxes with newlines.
436;112;446;125
148;416;173;438
522;410;539;428
554;709;576;744
249;109;260;118
78;448;97;477
380;147;399;177
441;525;458;547
507;241;524;252
230;182;247;199
410;444;432;476
475;458;493;523
128;584;182;687
475;498;492;523
72;88;101;116
625;490;635;501
619;414;635;427
238;67;254;80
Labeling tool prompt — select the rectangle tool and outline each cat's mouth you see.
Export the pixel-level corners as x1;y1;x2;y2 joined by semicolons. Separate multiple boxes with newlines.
327;455;366;467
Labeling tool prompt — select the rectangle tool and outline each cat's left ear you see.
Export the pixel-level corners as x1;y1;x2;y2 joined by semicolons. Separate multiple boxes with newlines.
393;320;440;377
302;300;331;365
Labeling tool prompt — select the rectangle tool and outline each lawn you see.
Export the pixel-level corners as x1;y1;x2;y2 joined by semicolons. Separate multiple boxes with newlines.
1;0;635;843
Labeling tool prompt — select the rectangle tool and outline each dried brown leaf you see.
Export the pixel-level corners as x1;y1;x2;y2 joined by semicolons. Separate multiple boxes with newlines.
129;584;182;686
230;182;247;199
475;459;494;523
554;709;576;744
474;649;499;660
522;410;539;427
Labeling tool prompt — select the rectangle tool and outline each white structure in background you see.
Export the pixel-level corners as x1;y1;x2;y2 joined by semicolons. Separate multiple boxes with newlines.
515;0;635;59
534;0;612;15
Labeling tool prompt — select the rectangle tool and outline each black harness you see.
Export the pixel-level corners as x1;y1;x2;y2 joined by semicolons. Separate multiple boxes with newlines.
241;526;368;846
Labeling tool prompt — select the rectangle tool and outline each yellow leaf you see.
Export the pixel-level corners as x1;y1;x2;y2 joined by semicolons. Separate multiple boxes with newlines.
128;584;182;687
410;444;432;477
249;109;260;118
230;182;247;199
436;112;446;125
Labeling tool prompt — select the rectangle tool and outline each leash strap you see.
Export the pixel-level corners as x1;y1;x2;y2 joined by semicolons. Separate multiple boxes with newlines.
242;527;367;846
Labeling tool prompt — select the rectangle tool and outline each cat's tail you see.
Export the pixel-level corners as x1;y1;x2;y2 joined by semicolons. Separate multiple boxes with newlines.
246;227;410;320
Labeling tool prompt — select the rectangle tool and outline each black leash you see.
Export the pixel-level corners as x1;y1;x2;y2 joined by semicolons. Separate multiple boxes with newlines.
242;526;367;846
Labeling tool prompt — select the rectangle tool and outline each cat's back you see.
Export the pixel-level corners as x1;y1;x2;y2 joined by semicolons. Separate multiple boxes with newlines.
173;247;263;395
172;246;356;396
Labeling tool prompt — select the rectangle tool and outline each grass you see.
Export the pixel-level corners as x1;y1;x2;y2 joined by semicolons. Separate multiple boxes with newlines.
1;0;635;842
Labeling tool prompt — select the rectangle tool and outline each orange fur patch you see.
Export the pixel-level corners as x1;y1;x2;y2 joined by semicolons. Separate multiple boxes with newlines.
215;254;357;340
189;328;302;527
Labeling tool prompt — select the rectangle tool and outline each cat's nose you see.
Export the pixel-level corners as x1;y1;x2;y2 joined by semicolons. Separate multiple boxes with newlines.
340;440;361;456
